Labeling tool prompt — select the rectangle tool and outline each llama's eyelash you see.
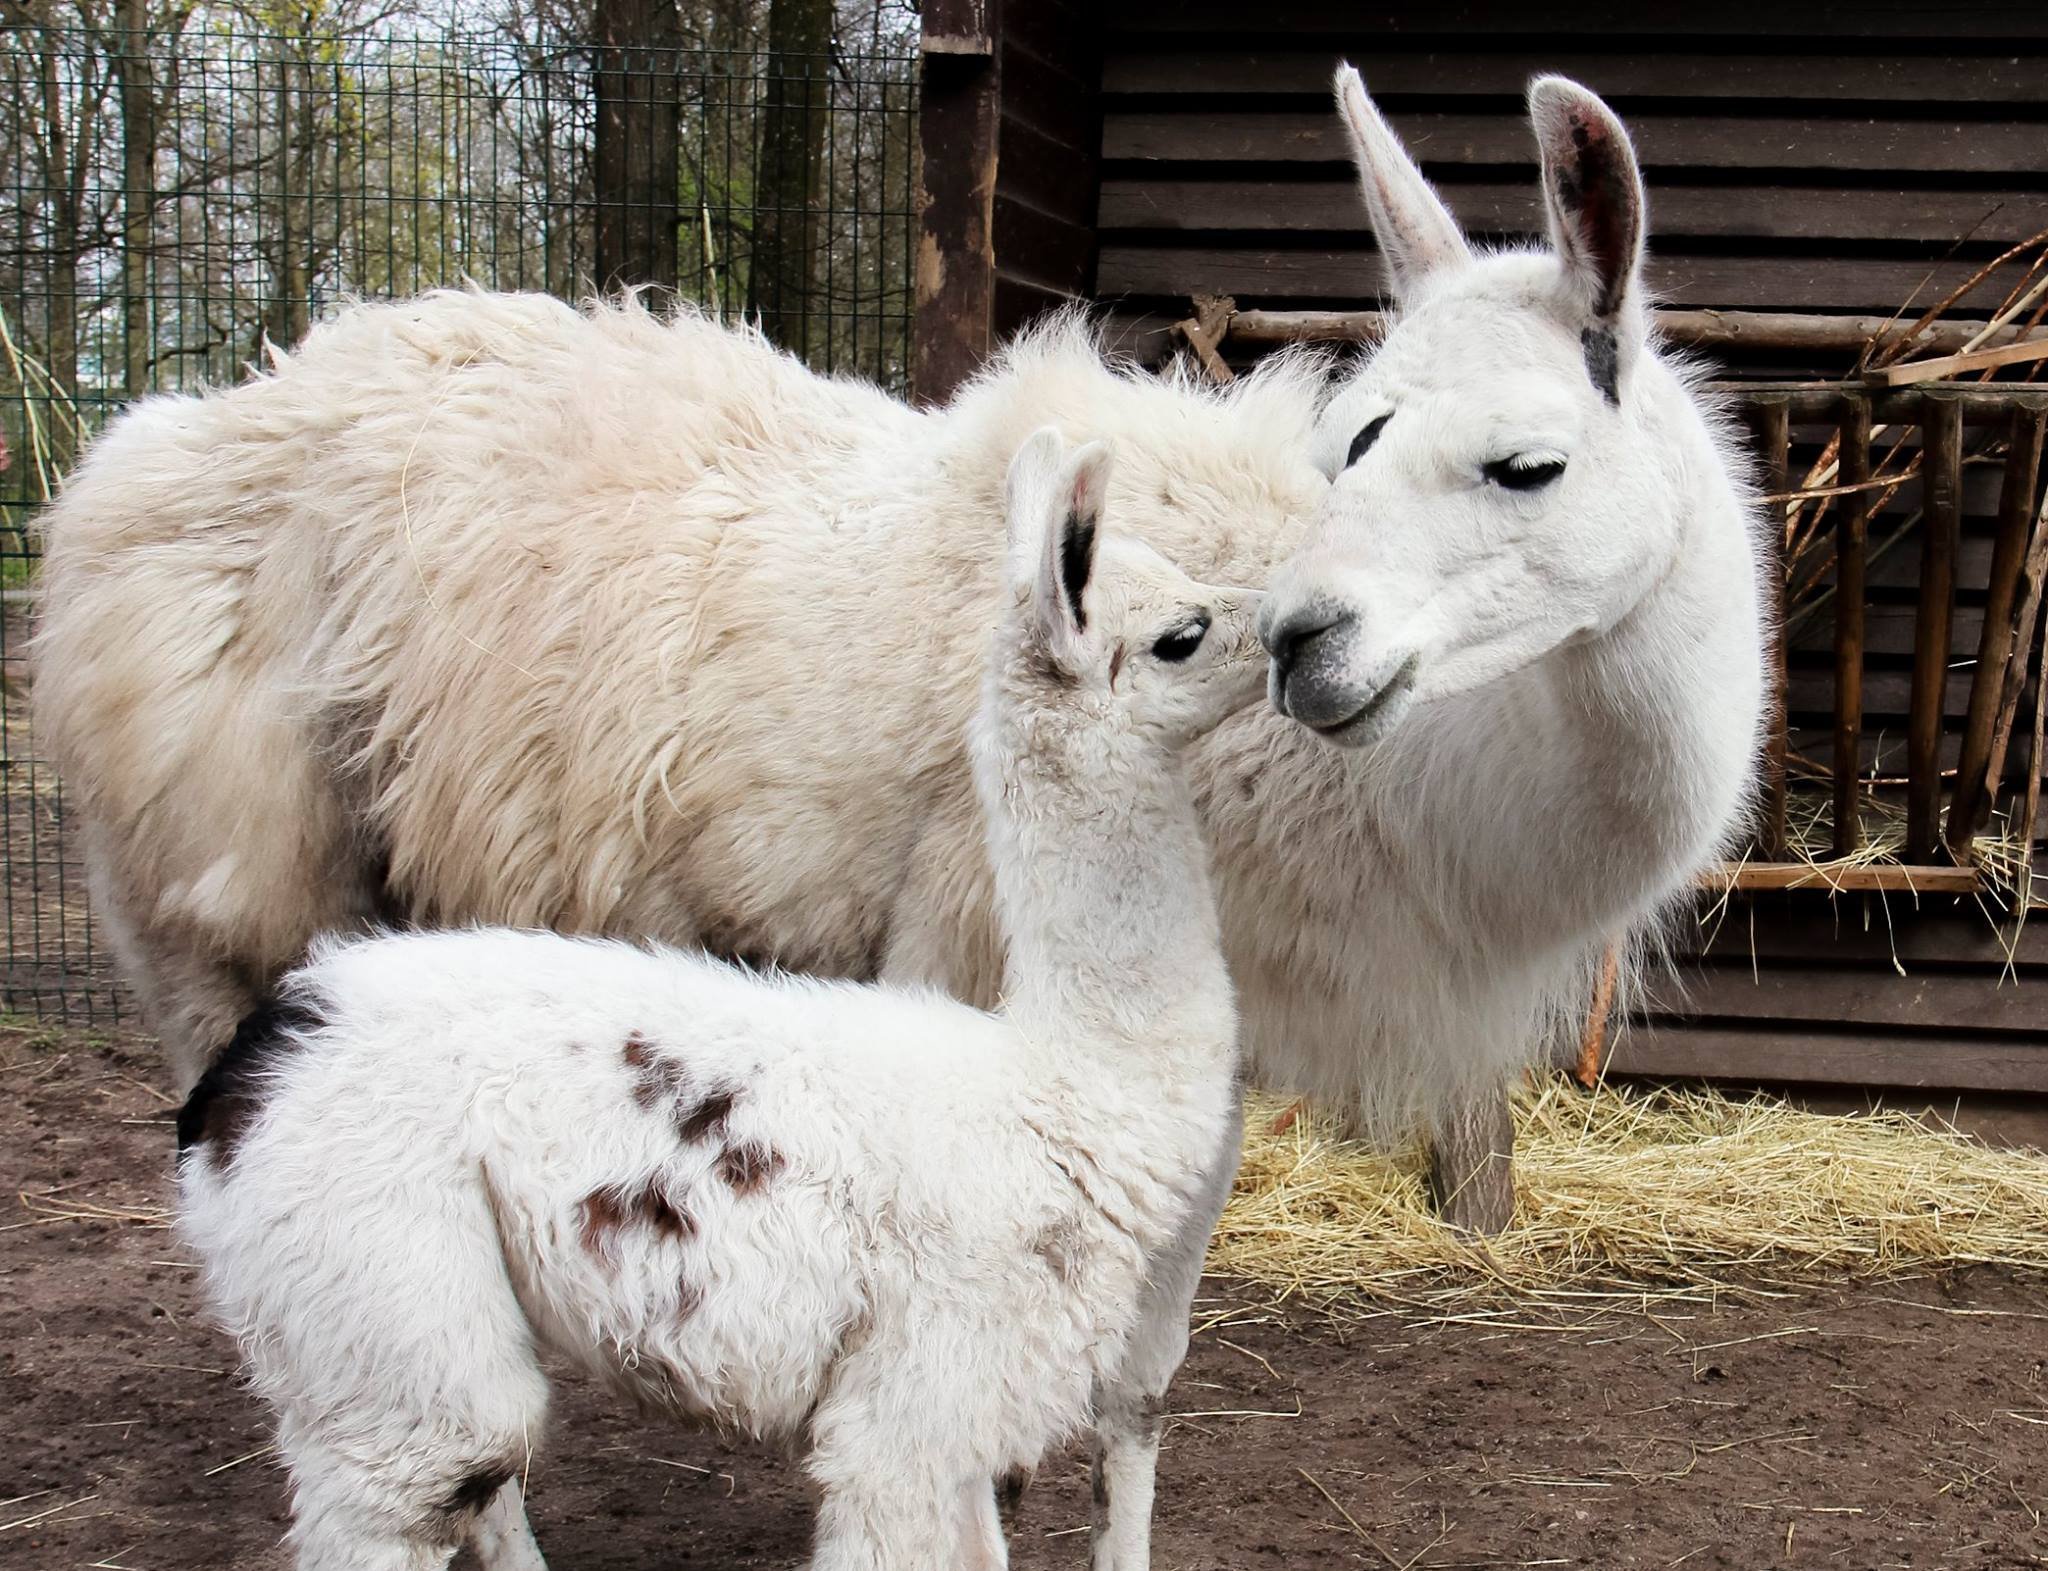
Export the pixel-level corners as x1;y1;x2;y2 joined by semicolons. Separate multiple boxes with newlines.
1482;454;1568;491
1150;614;1211;663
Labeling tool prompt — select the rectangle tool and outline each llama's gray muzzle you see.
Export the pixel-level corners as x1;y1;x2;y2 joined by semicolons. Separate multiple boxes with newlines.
1261;597;1418;747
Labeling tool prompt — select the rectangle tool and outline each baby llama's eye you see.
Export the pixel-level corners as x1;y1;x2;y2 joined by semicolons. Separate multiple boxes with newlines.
1482;454;1568;492
1150;616;1211;663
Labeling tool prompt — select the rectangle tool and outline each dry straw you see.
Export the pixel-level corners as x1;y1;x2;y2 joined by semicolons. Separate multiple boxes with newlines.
1209;1080;2048;1320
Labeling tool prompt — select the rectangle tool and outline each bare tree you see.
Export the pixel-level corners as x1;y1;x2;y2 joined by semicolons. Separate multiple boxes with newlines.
591;0;681;291
749;0;827;353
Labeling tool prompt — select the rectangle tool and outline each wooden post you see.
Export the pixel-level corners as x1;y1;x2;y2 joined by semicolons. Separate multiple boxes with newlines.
1948;407;2047;857
1833;396;1872;856
1427;1087;1516;1235
1906;394;1963;862
1753;398;1791;860
911;0;1001;407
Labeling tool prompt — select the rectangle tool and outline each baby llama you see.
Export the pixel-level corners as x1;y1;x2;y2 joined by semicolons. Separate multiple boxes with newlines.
174;428;1262;1571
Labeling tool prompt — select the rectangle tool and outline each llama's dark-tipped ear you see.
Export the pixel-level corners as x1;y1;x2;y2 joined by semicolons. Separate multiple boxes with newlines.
1529;76;1646;328
1335;63;1471;300
1037;439;1111;654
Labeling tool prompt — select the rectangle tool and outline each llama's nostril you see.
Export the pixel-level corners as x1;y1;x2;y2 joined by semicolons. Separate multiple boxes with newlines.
1263;605;1355;681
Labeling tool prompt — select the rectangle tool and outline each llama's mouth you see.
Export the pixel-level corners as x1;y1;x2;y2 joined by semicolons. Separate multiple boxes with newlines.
1305;653;1420;748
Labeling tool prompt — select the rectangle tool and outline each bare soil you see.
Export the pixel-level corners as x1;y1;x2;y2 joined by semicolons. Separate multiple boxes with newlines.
5;1026;2048;1571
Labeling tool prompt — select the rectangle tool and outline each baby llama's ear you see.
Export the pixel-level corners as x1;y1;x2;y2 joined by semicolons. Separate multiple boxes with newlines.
1528;75;1647;403
1034;438;1112;659
1004;426;1068;591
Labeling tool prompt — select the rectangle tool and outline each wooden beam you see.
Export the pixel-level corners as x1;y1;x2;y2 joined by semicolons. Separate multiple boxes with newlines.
1906;395;1964;861
1611;1026;2048;1097
1832;397;1871;857
1221;307;2043;358
1949;407;2047;856
911;0;1002;407
1868;336;2048;388
1703;862;1982;894
1173;292;1236;384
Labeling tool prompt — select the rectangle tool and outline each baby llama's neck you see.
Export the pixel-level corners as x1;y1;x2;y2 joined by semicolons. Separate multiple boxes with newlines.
974;705;1238;1096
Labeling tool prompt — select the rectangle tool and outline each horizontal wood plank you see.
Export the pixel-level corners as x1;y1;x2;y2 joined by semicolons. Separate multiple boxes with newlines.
1103;110;2048;175
998;112;1102;230
1096;245;2012;314
1102;49;2048;104
1098;178;2048;246
992;195;1096;295
1610;1023;2048;1094
1683;896;2048;967
1108;0;2048;40
1644;964;2042;1033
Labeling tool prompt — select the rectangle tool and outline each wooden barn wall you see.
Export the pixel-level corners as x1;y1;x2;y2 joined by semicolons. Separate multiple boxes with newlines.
917;0;2048;1098
991;0;1102;343
1093;0;2048;377
1079;1;2048;1100
912;0;1100;403
1626;894;2048;1096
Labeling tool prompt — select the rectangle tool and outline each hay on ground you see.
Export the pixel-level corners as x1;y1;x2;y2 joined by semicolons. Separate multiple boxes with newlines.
1210;1078;2048;1319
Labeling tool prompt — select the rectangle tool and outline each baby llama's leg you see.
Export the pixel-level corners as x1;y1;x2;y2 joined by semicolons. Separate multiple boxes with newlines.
807;1373;994;1571
809;1469;971;1571
958;1480;1011;1571
279;1411;546;1571
1090;1095;1244;1571
469;1480;549;1571
245;1178;553;1571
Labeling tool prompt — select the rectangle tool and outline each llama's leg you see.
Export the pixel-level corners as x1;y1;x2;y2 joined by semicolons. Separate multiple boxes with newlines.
85;836;258;1092
468;1480;548;1571
959;1479;1010;1571
1089;1095;1244;1571
808;1470;968;1571
280;1427;462;1571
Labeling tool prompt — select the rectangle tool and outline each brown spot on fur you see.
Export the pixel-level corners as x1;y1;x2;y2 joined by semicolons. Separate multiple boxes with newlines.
717;1141;784;1195
579;1180;694;1260
1108;641;1127;690
579;1185;633;1258
677;1088;738;1143
624;1033;692;1110
639;1182;695;1241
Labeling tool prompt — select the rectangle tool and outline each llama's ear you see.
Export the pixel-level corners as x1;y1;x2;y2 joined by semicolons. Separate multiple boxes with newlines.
1529;76;1646;343
1334;64;1470;300
1035;439;1111;655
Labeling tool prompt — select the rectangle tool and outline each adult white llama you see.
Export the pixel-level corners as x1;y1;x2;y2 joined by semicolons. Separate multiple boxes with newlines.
177;430;1261;1571
33;70;1763;1570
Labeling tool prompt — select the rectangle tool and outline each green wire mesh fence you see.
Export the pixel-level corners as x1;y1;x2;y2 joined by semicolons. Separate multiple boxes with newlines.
0;16;920;1022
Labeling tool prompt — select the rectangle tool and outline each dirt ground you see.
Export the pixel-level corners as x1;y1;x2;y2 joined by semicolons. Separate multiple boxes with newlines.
5;1026;2048;1571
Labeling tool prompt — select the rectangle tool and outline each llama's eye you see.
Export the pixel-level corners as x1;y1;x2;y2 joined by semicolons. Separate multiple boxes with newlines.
1482;455;1567;492
1345;413;1392;469
1150;615;1211;663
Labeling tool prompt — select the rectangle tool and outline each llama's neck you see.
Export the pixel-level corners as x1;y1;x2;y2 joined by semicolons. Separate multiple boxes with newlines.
1427;375;1764;948
974;701;1237;1091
